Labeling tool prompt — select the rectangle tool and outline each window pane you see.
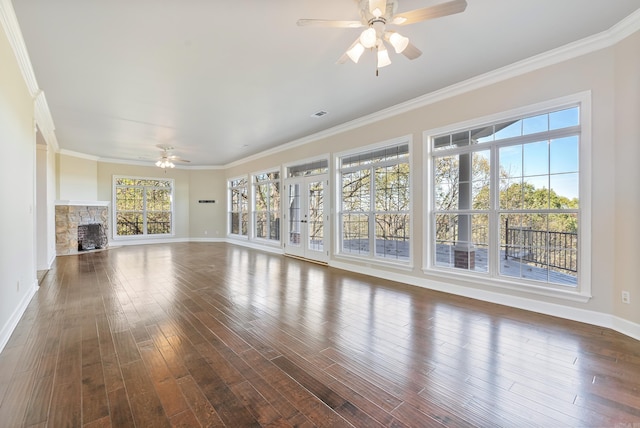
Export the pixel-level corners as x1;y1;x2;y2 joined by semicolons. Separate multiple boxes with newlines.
255;184;268;211
269;213;280;240
523;113;548;135
342;170;370;211
550;107;579;130
499;145;522;178
523;141;549;177
342;213;369;255
452;131;470;147
494;120;522;140
434;214;487;272
433;135;450;151
500;213;577;286
255;212;267;239
117;212;143;236
523;176;549;210
550;136;579;174
147;212;171;235
550;173;579;208
472;180;490;210
375;163;409;211
471;126;494;144
375;214;409;261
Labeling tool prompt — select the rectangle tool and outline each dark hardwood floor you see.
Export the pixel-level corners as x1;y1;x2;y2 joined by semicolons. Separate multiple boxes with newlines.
1;242;639;427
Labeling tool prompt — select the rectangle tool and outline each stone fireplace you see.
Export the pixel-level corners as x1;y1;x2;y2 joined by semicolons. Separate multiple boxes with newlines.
55;201;110;255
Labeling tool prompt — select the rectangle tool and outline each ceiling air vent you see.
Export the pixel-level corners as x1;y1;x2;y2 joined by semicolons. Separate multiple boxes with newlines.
311;110;328;118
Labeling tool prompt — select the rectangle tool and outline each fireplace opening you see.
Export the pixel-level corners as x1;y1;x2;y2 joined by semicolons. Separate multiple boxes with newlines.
78;223;107;251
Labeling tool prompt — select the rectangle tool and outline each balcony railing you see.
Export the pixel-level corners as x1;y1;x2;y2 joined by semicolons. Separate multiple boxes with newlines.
504;222;577;273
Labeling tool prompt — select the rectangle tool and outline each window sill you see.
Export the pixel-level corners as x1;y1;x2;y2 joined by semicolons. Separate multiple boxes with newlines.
113;234;174;241
335;253;414;272
421;266;591;303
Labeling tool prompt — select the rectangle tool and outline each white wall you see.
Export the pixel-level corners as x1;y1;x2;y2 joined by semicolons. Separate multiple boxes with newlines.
613;31;640;324
0;19;37;350
57;151;98;201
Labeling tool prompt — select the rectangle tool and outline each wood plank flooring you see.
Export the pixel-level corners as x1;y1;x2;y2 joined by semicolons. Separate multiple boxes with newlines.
1;242;639;427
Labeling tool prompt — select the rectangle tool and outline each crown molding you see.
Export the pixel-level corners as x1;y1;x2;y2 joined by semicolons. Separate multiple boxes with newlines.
96;156;225;170
59;149;101;161
226;9;640;169
0;0;58;151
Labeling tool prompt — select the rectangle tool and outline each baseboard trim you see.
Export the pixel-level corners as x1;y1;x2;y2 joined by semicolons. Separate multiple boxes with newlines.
224;238;284;255
0;280;38;354
330;260;640;342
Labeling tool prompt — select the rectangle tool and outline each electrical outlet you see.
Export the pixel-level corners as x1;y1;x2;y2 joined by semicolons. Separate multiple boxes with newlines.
622;291;631;304
204;230;208;235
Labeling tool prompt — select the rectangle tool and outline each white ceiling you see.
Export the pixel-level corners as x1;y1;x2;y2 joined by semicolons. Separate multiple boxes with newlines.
12;0;640;166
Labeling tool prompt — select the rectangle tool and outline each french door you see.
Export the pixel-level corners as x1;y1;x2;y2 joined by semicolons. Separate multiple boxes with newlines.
284;175;329;263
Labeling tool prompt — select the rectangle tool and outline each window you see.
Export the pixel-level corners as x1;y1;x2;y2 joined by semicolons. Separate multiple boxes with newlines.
428;102;585;289
338;141;411;262
253;170;281;242
228;177;248;236
114;177;173;237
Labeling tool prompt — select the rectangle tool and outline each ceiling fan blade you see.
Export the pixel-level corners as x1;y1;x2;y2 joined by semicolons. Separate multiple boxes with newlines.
393;0;467;25
167;155;191;163
401;42;422;60
297;19;364;28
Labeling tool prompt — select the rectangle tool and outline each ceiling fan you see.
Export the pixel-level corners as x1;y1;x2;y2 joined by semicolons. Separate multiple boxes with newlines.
297;0;467;73
155;145;190;169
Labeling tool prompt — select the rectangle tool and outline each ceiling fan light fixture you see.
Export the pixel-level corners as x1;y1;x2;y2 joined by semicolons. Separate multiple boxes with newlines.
388;32;409;53
359;27;377;49
346;42;366;63
156;159;175;169
377;44;392;68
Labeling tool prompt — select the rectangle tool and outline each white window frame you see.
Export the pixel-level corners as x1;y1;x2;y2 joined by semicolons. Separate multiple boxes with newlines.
112;175;175;240
335;136;413;269
423;92;592;302
227;175;249;238
251;167;282;245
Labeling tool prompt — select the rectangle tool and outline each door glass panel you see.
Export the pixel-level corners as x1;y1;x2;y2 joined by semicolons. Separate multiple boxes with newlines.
308;181;324;252
288;183;301;246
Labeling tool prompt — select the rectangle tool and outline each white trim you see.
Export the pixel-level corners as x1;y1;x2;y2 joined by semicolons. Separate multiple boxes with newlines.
0;0;58;150
109;237;190;247
224;237;285;255
0;280;37;354
189;238;226;243
329;259;639;341
59;149;101;161
612;316;640;342
55;200;110;207
98;157;200;169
